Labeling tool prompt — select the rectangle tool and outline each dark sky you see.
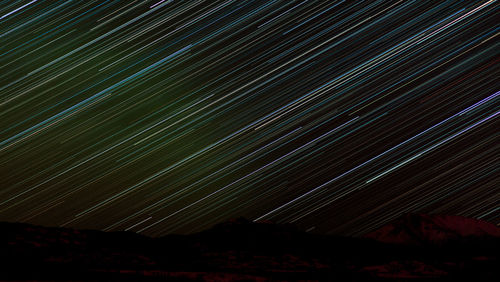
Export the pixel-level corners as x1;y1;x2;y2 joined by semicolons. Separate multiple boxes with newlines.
0;0;498;237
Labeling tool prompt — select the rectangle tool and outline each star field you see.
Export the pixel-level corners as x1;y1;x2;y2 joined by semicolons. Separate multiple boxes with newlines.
0;0;498;236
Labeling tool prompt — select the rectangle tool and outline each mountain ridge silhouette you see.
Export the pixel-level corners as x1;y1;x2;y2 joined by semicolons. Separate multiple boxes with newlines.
1;213;498;281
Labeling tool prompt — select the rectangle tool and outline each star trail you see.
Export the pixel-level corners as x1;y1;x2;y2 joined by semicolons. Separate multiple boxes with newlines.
0;0;498;237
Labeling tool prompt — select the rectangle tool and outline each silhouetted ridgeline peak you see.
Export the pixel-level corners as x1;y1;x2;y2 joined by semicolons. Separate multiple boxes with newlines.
364;213;500;246
1;214;498;281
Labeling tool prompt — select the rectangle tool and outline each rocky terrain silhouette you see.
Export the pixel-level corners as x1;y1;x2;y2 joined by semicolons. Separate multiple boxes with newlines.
1;214;498;281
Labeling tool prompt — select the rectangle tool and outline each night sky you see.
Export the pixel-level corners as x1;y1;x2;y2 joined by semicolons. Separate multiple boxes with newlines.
0;0;498;237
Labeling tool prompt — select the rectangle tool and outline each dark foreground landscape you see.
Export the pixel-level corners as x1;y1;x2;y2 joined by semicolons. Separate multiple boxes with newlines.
1;214;499;281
